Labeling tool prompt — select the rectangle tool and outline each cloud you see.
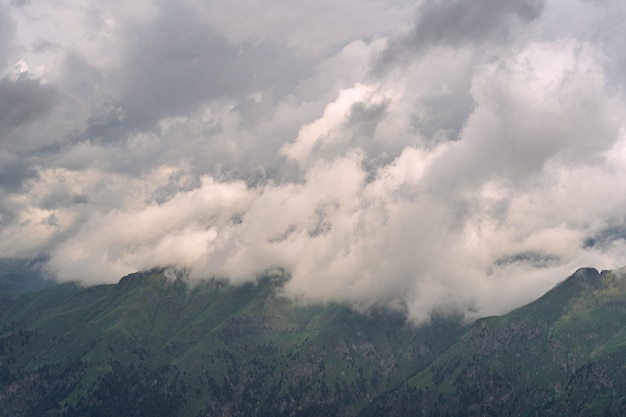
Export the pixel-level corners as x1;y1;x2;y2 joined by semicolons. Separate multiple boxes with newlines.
423;40;621;191
0;151;39;192
0;5;16;68
280;84;377;167
375;0;545;72
409;0;544;47
0;77;57;133
2;0;626;324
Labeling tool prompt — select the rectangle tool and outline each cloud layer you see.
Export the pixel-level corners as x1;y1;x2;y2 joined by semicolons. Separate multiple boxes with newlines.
2;0;626;323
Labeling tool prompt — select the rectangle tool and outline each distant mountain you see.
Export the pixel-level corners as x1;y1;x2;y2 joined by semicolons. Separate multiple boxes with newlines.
0;269;467;417
360;267;626;416
1;267;625;416
0;258;55;295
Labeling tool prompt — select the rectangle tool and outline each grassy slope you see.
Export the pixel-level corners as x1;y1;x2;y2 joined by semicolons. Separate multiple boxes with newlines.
6;266;625;417
360;267;626;416
0;269;468;417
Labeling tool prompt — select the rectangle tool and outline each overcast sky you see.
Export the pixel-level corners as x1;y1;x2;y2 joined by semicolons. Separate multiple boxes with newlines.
2;0;626;323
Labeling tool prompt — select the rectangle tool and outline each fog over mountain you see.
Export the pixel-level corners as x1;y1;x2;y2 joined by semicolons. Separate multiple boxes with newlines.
1;0;626;323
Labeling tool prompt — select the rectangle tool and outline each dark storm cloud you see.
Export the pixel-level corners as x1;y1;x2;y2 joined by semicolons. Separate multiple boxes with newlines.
39;190;89;210
376;0;545;71
409;0;544;47
9;0;31;7
0;77;58;133
584;224;626;249
411;84;475;143
148;171;202;205
580;0;626;101
0;4;16;68
495;251;561;268
31;39;60;53
82;1;310;144
40;213;58;226
348;100;389;139
0;157;38;192
369;0;546;151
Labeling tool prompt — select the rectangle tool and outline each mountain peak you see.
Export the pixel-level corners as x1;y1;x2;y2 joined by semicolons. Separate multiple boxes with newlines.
562;266;601;290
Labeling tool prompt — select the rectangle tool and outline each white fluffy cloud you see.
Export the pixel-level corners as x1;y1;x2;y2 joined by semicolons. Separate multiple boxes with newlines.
2;0;626;323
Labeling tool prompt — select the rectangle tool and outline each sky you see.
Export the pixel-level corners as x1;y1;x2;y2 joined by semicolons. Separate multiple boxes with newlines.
1;0;626;323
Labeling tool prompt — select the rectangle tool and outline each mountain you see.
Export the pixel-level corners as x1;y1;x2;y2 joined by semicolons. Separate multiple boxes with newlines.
0;258;55;295
1;267;625;417
0;269;467;417
360;267;626;416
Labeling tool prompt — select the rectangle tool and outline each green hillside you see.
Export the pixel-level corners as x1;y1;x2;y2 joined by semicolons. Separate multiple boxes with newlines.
2;266;626;416
0;269;466;417
360;267;626;417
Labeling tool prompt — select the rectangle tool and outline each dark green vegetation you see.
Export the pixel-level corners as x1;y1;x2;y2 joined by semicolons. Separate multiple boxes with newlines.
0;269;465;417
361;267;626;416
1;267;625;416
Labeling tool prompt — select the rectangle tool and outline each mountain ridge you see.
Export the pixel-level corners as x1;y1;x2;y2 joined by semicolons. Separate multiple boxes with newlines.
0;268;467;416
361;267;626;416
0;258;55;295
1;266;625;416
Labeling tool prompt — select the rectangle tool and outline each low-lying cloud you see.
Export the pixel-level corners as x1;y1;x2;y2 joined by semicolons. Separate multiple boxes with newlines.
1;0;626;324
